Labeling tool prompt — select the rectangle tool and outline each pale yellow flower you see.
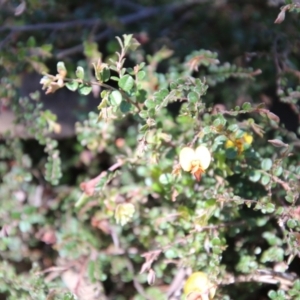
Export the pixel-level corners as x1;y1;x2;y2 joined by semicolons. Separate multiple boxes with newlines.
179;145;211;181
225;132;253;154
184;272;216;300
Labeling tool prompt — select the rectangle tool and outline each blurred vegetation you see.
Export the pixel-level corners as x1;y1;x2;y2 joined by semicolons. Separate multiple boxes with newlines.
1;0;300;299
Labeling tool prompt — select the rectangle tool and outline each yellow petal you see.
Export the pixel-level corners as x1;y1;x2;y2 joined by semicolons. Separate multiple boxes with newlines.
195;145;211;170
184;272;216;299
243;133;253;144
225;139;234;148
179;147;195;171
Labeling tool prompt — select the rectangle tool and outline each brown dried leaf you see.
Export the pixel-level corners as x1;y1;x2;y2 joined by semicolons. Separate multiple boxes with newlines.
268;139;288;148
274;9;286;24
14;1;26;16
147;268;156;285
140;250;161;274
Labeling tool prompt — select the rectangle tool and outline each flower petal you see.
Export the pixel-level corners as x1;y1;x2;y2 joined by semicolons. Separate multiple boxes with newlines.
195;145;211;170
179;147;195;171
225;140;235;148
243;133;253;144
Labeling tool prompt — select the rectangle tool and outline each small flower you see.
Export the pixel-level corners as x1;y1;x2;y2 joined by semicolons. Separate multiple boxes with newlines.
184;272;216;300
115;203;135;226
40;76;52;90
179;145;211;181
225;132;253;154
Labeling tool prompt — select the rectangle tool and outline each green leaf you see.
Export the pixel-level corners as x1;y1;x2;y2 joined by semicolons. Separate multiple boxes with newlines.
293;279;300;290
19;221;32;233
120;101;132;113
214;135;226;145
118;74;134;93
63;292;77;300
137;70;146;80
136;89;147;103
268;290;277;299
159;173;172;185
187;91;199;103
211;237;222;246
287;219;297;229
27;36;36;47
203;126;211;134
261;158;272;171
139;110;148;119
165;249;178;259
225;147;237;159
101;67;111;82
242;102;252;111
76;66;85;80
261;247;284;263
274;166;283;176
285;192;294;203
139;124;149;133
249;170;261;182
110;76;120;81
57;61;66;74
154;88;169;104
65;81;79;91
109;90;122;106
228;124;238;132
213;118;221;127
261;174;270;185
75;192;90;208
145;99;156;109
123;34;133;48
78;84;92;95
265;203;275;213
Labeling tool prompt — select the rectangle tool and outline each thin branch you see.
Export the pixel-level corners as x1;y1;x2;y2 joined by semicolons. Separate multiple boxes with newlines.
56;7;160;58
260;170;291;192
56;1;211;58
113;0;145;11
221;269;297;289
80;159;123;196
126;259;151;300
0;31;13;49
56;28;111;59
0;18;103;32
92;81;142;113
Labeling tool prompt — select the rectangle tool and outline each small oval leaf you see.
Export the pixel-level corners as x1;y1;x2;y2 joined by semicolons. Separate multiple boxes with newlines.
261;158;272;171
78;84;92;95
109;90;122;106
76;66;85;80
65;81;79;92
118;74;134;93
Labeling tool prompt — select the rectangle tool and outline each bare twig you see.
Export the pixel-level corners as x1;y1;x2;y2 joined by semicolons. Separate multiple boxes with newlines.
167;268;187;298
80;159;123;196
221;269;297;290
260;170;291;192
126;259;152;300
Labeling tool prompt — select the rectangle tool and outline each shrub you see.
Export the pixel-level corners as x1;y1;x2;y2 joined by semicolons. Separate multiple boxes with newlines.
1;1;300;300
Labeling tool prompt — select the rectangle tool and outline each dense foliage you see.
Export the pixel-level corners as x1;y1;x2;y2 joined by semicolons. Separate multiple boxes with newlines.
1;1;300;299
